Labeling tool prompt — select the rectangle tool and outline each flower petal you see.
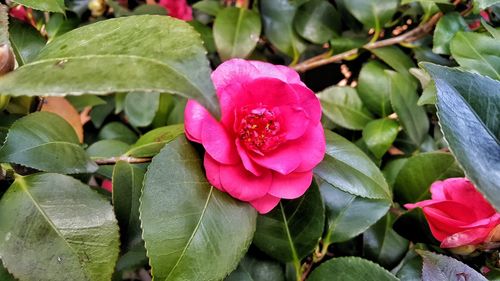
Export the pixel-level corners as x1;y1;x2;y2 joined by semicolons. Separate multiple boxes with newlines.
201;115;239;165
268;171;313;199
249;194;281;214
292;84;322;124
440;178;496;218
251;123;325;174
203;153;225;192
441;227;492;248
184;100;211;143
219;162;272;201
236;139;264;176
275;105;309;140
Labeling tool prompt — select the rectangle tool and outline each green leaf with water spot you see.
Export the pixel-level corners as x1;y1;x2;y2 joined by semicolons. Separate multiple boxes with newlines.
0;173;119;281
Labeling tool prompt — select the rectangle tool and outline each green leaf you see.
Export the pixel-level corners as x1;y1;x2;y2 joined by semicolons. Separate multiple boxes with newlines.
126;124;184;157
124;91;160;128
343;0;399;31
66;95;106;111
225;252;285;281
12;0;65;13
423;63;500;211
362;118;399;158
253;182;324;263
363;214;409;269
387;70;429;146
140;136;257;281
112;161;144;248
97;122;138;144
308;257;400;281
46;13;79;42
321;181;390;244
315;130;392;200
450;31;500;80
371;46;417;84
357;61;392;116
393;152;463;204
9;19;46;66
418;250;488;281
87;139;130;179
318;86;374;130
190;21;217;53
293;0;341;44
0;173;120;281
193;0;223;16
213;7;262;61
260;0;306;61
432;12;468;55
382;158;408;190
0;262;15;281
395;249;423;281
132;4;167;15
475;0;500;9
482;19;500;40
0;112;97;174
0;16;220;117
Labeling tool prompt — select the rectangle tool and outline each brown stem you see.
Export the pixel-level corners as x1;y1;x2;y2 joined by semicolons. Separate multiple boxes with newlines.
292;12;443;73
93;156;152;165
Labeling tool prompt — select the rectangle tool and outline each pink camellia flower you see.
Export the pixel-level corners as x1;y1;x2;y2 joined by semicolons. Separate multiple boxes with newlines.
184;59;325;214
158;0;192;21
405;178;500;249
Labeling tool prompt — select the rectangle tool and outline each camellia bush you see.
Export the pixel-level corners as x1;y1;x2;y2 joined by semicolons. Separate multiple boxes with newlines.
0;0;499;280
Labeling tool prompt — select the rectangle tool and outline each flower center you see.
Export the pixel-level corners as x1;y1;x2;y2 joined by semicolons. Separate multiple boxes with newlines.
238;107;283;154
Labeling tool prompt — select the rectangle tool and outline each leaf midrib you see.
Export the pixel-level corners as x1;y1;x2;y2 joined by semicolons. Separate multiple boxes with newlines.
164;187;214;281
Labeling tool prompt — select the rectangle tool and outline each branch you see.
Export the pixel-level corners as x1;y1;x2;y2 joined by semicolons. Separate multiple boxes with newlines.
93;156;152;165
292;12;443;73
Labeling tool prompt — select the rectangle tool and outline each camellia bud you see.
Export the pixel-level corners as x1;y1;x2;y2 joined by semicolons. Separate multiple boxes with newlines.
0;44;14;75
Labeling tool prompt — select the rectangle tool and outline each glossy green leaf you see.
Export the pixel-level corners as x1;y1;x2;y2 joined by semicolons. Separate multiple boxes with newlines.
46;13;79;42
0;112;97;174
97;122;138;144
260;0;306;61
112;161;144;248
321;181;390;244
124;91;160;127
0;16;219;117
424;64;500;211
315;130;392;200
432;12;468;55
140;136;257;281
395;249;423;281
450;31;500;80
87;139;130;179
126;124;184;157
253;182;324;263
371;46;417;84
0;262;15;281
12;0;65;13
308;257;400;281
482;19;500;40
190;21;217;53
382;158;408;190
363;214;409;269
362;118;399;158
132;4;167;15
318;86;374;130
357;61;392;116
475;0;500;9
9;20;46;66
213;7;261;61
0;173;119;281
193;0;223;16
343;0;399;31
418;250;488;281
393;152;463;204
66;95;106;111
225;252;285;281
294;0;341;44
388;70;429;146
